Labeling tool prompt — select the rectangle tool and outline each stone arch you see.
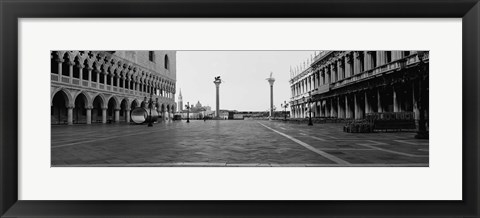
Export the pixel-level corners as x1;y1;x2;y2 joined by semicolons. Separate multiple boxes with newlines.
106;96;119;122
73;91;92;108
51;89;72;124
92;94;106;123
106;95;120;109
73;92;89;124
92;93;106;108
51;88;73;107
130;98;139;110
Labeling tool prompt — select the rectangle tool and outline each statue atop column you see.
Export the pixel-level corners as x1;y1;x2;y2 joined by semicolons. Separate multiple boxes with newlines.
266;72;275;120
214;76;222;119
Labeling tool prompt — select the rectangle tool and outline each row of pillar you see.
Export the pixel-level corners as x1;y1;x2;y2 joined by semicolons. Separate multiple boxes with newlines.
291;83;421;121
55;60;175;99
291;51;417;97
64;106;174;125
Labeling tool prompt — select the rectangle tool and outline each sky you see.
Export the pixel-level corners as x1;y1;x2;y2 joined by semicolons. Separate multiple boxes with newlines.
176;51;315;112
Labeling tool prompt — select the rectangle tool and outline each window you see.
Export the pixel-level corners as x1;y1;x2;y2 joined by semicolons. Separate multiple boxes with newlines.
164;55;169;69
148;51;155;62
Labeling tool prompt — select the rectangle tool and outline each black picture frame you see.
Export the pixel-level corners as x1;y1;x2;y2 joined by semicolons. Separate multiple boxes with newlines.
1;0;479;217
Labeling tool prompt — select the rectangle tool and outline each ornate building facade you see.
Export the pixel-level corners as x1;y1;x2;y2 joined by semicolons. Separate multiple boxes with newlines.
289;51;429;127
51;51;177;125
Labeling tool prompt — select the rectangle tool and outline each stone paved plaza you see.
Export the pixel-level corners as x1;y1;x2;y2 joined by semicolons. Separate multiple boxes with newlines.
51;120;429;167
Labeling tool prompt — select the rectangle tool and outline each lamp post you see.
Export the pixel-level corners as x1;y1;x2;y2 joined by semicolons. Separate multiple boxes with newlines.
185;102;190;123
415;51;429;139
303;91;313;126
147;92;153;127
281;101;289;121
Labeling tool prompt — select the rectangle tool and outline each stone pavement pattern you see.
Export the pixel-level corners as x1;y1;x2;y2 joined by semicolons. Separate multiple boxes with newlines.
51;120;429;167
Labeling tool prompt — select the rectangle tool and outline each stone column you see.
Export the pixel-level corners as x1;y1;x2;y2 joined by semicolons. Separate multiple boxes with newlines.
96;70;100;84
377;89;383;112
331;98;336;117
126;109;131;122
57;61;63;77
102;107;107;124
354;93;359;119
345;95;350;119
353;52;360;75
114;108;120;122
325;67;330;84
337;96;342;118
364;51;371;71
68;62;74;80
413;83;420;122
110;76;114;88
86;106;92;124
103;73;107;89
393;87;399;112
67;106;73;125
214;79;222;119
365;91;371;114
79;66;84;85
87;68;92;87
267;75;275;119
337;60;342;80
330;64;336;83
344;54;351;78
392;51;403;61
376;51;385;66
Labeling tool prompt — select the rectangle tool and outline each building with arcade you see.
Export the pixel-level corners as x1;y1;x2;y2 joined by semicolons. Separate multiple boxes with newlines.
289;51;429;129
51;50;177;125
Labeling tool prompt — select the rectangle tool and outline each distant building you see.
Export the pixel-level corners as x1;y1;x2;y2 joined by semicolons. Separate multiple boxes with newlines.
177;89;183;112
51;51;177;125
179;101;214;119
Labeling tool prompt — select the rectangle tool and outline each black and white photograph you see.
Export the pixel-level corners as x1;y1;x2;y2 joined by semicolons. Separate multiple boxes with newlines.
51;50;429;167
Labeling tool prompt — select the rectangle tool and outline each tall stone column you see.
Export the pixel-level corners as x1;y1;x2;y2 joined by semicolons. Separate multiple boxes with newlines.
86;107;92;124
67;106;73;125
214;77;222;119
267;74;275;119
102;107;107;124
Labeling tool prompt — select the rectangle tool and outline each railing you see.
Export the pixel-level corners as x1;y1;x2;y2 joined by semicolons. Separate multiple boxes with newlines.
51;73;176;102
